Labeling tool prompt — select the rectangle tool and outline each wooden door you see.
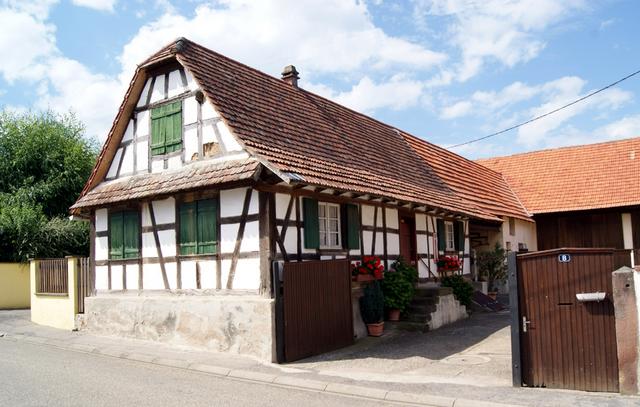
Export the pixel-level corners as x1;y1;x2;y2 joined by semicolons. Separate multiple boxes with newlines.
517;248;619;392
399;215;416;265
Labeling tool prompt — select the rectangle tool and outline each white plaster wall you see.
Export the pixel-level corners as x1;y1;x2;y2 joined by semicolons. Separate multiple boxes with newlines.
158;230;176;257
152;198;175;224
150;74;165;103
126;264;140;290
137;110;149;138
385;208;399;229
185;69;197;91
137;79;151;108
623;213;634;249
221;258;260;290
122;120;134;142
151;160;163;173
275;193;290;219
95;237;109;261
141;203;152;228
165;262;178;289
184;127;198;161
143;263;164;290
95;209;108;232
167;70;182;98
416;213;427;232
184;96;198;125
120;145;134;175
199;260;216;289
95;266;108;290
217;121;243;152
416;235;428;255
107;148;122;178
201;101;218;119
136;140;148;172
387;233;400;255
220;188;258;217
362;231;373;255
142;232;157;258
111;265;123;290
221;224;239;254
181;260;197;289
167;156;182;170
361;205;375;226
282;226;298;255
502;217;538;252
202;123;217;144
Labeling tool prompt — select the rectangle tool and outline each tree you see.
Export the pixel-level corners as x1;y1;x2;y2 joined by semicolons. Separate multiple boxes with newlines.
0;111;97;261
476;243;508;292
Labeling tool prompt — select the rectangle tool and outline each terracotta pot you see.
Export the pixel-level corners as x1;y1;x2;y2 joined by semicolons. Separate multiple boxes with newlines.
388;309;401;321
366;322;384;337
487;291;498;301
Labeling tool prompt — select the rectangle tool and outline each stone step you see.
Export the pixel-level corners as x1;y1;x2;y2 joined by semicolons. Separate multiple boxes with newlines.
405;312;432;323
407;303;437;314
409;297;438;306
413;286;453;297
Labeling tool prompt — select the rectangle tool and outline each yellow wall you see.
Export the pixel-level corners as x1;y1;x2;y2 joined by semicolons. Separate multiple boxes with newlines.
0;263;30;309
30;259;78;330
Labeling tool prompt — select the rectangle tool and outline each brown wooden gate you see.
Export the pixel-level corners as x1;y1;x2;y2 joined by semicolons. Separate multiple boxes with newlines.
516;248;619;392
281;260;353;362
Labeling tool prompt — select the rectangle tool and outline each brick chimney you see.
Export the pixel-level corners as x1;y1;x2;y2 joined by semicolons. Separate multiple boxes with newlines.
281;65;299;87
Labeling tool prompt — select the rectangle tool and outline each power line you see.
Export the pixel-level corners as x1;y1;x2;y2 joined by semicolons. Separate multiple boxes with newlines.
447;68;640;149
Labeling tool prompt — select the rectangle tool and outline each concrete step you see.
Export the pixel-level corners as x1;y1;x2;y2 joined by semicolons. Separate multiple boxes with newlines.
405;312;432;323
407;303;437;314
409;297;438;306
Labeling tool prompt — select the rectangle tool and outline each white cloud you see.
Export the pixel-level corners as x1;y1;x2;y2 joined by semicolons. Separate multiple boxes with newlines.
415;0;586;82
440;100;472;119
71;0;116;12
596;115;640;140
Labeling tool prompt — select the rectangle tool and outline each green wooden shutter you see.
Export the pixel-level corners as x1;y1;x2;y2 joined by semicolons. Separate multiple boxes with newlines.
150;101;182;155
345;204;360;250
436;219;445;252
196;199;217;254
150;115;166;155
109;212;124;260
303;198;319;249
454;221;465;252
123;211;139;259
179;202;197;255
165;108;183;153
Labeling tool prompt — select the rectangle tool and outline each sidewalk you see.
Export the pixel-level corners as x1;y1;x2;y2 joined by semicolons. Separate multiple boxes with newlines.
1;310;638;407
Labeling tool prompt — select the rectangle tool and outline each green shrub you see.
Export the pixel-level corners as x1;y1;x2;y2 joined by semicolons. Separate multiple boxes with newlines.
441;274;474;308
476;243;507;292
393;256;418;283
382;270;414;311
360;280;384;324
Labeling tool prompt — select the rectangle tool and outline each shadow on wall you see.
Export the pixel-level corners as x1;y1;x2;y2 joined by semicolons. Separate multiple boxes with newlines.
293;311;510;365
0;263;30;309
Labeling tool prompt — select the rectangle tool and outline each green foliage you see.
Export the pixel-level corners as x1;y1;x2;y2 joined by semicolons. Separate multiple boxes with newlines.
360;280;384;324
476;243;508;291
382;257;417;312
441;274;474;308
0;111;97;261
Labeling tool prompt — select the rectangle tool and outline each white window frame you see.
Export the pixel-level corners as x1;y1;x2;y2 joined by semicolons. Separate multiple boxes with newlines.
319;202;341;249
445;221;455;251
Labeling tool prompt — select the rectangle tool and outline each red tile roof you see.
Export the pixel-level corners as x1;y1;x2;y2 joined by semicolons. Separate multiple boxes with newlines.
71;158;259;209
477;137;640;214
403;133;530;220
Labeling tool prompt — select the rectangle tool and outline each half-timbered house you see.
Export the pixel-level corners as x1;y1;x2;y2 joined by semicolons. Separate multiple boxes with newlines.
71;38;521;361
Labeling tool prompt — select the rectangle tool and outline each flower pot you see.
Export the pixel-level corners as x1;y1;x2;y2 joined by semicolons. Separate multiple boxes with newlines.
388;309;401;321
366;322;384;337
487;291;498;301
353;274;375;282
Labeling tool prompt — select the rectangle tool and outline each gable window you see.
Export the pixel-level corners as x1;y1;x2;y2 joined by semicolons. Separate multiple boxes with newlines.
319;202;341;249
179;199;217;255
150;101;182;155
445;221;455;251
109;210;139;259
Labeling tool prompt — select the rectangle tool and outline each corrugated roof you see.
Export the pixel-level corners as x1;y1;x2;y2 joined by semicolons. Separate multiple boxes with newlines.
477;137;640;214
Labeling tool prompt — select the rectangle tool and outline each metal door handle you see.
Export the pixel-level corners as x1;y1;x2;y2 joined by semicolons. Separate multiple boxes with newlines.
522;316;531;333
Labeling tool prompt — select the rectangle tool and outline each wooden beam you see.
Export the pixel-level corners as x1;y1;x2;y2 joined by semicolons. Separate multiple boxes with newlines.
226;188;253;289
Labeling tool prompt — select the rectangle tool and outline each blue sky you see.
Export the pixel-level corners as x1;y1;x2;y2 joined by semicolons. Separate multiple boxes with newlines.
1;0;639;159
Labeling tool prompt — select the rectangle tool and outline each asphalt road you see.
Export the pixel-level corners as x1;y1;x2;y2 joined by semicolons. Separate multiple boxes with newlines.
0;340;406;407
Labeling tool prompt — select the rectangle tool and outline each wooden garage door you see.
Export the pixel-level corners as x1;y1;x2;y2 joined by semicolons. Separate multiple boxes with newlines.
517;248;619;392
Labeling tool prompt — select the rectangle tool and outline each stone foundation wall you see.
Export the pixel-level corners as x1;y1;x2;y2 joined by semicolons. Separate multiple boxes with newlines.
428;294;468;331
82;294;274;361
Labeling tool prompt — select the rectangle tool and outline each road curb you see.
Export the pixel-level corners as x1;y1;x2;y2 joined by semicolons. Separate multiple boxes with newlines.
4;332;525;407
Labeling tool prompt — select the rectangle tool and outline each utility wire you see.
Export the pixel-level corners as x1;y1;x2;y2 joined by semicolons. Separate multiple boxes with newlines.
447;68;640;149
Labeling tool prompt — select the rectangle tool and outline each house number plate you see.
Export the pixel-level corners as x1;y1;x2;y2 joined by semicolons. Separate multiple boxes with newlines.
558;254;571;263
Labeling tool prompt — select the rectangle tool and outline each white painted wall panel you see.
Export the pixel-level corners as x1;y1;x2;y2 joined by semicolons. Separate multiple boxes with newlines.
387;233;400;255
143;263;164;290
183;96;198;125
136;79;151;108
220;188;255;217
416;235;428;255
126;264;139;290
180;261;197;289
282;226;297;255
275;193;290;219
95;236;109;261
220;224;239;254
142;232;157;258
167;155;182;170
107;148;122;178
111;265;123;290
362;231;373;255
416;214;427;232
231;258;260;290
167;70;182;98
385;208;399;229
136;140;148;172
122;120;134;142
151;159;163;173
141;203;152;227
361;205;375;226
152;198;175;224
136;110;149;137
427;215;435;233
95;266;108;290
217;121;242;152
240;221;259;253
199;260;216;289
165;262;178;289
119;145;134;175
418;260;429;279
202;122;216;143
95;209;108;232
185;69;197;91
158;230;176;257
184;127;198;161
374;231;384;255
150;75;165;103
202;101;219;120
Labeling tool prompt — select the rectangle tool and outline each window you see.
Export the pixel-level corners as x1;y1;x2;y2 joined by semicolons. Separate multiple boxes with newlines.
109;210;139;259
445;221;455;251
150;101;182;155
318;202;341;248
179;199;217;255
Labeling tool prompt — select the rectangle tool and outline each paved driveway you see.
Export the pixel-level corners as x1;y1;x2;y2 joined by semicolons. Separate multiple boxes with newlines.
290;310;512;387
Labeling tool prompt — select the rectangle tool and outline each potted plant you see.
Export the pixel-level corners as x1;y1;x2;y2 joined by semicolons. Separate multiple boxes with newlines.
360;280;385;336
436;255;461;277
476;243;507;300
382;257;416;321
352;256;384;282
